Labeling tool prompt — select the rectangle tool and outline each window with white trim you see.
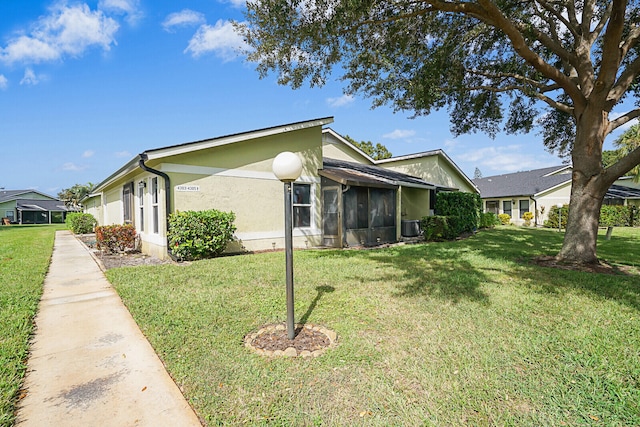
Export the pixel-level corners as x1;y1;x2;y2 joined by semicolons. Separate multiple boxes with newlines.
519;199;530;218
292;183;311;228
138;181;145;232
123;182;134;224
152;177;159;233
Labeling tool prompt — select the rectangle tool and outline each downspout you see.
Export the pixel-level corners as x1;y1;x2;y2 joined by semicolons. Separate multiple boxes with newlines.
138;153;178;261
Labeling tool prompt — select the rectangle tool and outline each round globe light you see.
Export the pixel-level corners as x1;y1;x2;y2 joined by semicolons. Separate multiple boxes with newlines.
272;151;303;182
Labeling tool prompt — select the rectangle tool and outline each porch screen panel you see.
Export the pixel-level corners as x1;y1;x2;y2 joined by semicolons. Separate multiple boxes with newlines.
323;188;339;236
370;188;395;227
344;187;368;229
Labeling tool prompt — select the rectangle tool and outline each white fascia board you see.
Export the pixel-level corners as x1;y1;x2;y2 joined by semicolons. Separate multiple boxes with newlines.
533;179;572;198
145;117;334;161
541;165;572;177
91;157;141;193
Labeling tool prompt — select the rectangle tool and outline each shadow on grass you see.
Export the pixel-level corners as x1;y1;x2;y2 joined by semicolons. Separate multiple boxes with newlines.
299;285;335;325
305;227;640;310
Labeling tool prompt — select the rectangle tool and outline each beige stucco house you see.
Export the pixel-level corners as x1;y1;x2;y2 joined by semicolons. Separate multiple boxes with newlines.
473;166;640;226
84;117;477;259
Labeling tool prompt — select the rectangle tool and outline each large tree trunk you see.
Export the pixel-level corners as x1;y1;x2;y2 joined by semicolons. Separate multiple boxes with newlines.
556;108;612;265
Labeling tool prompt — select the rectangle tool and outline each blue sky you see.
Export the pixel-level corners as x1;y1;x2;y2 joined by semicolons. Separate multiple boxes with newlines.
0;1;633;196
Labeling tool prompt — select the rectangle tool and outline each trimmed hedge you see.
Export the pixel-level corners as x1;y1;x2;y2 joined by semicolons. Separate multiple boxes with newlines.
599;205;635;227
544;204;638;228
168;210;236;260
65;212;97;234
96;224;137;253
434;192;481;235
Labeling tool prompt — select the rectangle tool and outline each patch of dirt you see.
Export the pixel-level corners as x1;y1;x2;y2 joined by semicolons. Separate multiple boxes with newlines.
75;234;175;270
251;326;331;353
531;255;636;276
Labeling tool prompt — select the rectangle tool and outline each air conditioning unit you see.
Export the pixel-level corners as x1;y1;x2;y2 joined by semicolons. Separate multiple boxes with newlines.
401;220;420;237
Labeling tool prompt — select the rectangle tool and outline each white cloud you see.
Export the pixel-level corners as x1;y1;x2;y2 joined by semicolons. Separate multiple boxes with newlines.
0;3;119;65
162;9;205;32
115;150;131;158
0;75;7;90
98;0;143;25
225;0;247;7
20;68;39;85
62;162;88;171
326;94;354;108
82;150;95;158
185;20;249;62
383;129;416;140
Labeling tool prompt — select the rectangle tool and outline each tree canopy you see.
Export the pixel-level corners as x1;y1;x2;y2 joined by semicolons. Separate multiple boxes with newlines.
344;135;392;160
239;0;640;264
58;182;94;209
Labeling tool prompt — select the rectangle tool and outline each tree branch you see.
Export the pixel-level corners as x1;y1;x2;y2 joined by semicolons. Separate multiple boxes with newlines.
607;109;640;134
534;0;579;39
605;145;640;183
416;0;585;107
593;0;626;102
620;25;640;58
608;56;640;106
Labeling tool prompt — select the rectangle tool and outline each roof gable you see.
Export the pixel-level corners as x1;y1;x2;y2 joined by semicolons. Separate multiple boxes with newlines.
91;117;334;193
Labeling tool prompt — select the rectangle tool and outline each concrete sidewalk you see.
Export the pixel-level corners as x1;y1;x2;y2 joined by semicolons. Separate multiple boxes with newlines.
16;230;202;426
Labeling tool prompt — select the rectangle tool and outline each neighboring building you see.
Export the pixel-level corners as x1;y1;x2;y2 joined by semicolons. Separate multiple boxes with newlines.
473;166;640;225
84;117;477;259
0;190;73;224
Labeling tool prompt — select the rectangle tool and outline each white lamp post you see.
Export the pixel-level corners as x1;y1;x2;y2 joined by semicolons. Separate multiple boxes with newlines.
272;152;303;340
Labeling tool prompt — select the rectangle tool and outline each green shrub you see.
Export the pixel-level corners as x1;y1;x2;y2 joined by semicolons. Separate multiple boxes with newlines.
95;224;137;253
65;212;97;234
421;216;456;241
168;210;236;260
522;211;534;227
498;213;511;225
599;205;631;227
479;212;498;229
434;192;481;235
544;205;568;228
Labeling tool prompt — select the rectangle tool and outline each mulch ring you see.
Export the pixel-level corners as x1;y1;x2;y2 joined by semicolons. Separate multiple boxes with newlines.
245;323;337;358
531;255;637;276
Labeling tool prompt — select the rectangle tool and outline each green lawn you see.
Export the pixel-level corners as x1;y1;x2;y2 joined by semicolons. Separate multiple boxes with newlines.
107;226;640;426
0;225;63;427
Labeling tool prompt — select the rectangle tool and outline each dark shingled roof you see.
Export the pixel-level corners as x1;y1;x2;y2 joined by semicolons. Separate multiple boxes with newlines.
472;166;571;198
321;158;453;190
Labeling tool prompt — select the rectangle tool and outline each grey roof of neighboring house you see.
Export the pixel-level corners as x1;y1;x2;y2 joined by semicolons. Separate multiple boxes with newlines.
16;199;71;212
472;166;571;198
321;158;455;190
0;189;56;203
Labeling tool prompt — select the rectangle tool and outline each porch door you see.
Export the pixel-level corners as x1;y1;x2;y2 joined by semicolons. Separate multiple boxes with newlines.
322;186;342;247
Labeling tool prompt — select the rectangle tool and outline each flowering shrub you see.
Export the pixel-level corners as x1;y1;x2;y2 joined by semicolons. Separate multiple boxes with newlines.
95;224;137;253
522;211;534;226
498;213;511;225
